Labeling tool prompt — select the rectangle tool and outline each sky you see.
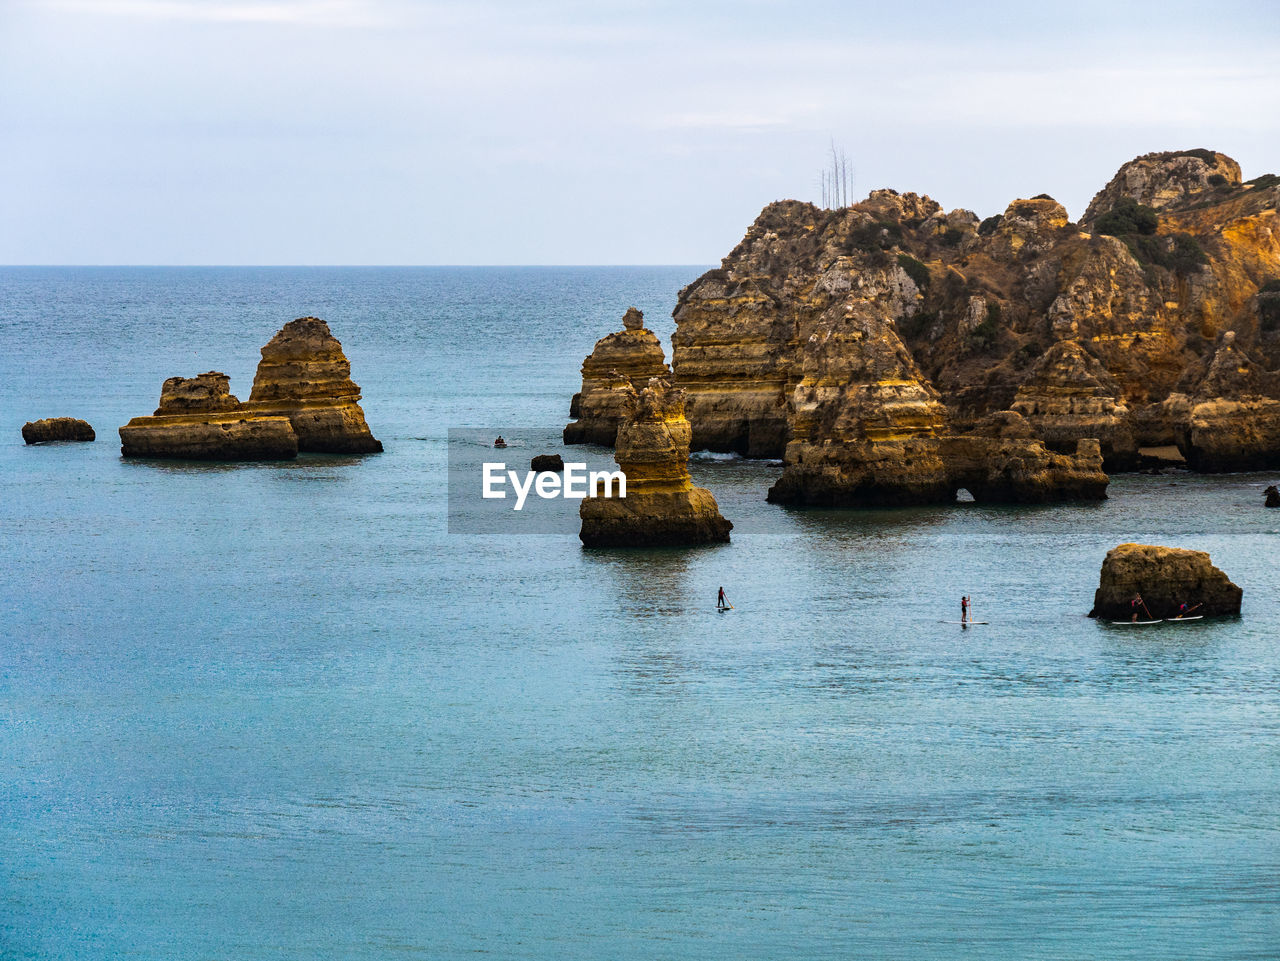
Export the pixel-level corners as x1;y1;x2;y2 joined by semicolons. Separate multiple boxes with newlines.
1;0;1278;265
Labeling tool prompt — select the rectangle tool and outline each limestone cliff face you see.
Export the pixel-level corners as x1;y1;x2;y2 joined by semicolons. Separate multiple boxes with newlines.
579;379;732;547
1173;331;1280;471
565;307;671;445
664;149;1280;477
244;317;382;454
120;317;380;460
1009;341;1135;467
1088;543;1242;620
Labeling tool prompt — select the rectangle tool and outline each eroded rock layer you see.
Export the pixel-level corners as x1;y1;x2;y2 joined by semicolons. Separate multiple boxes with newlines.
120;318;380;460
1009;341;1135;468
244;317;382;454
664;149;1280;478
1088;543;1242;620
579;379;732;547
565;307;671;446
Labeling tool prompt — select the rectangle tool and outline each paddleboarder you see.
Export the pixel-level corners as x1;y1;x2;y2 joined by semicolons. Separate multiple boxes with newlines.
961;595;969;623
1174;601;1202;619
717;586;730;611
1130;592;1154;622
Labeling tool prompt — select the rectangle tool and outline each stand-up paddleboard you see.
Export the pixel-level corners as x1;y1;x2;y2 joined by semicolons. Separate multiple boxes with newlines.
939;620;989;625
1165;615;1203;622
1111;619;1163;625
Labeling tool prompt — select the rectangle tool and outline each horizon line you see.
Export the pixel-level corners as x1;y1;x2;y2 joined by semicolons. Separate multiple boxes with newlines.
0;263;718;269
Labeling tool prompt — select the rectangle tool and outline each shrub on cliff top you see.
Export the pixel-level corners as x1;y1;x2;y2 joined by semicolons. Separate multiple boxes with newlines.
1123;232;1208;275
1247;173;1280;190
1172;148;1218;164
896;253;931;290
977;214;1002;236
1095;197;1159;237
967;302;1001;352
849;220;904;253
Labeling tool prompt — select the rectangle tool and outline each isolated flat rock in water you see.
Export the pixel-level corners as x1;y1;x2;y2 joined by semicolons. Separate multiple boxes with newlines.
530;453;564;472
579;378;732;547
119;317;380;460
565;307;671;446
648;148;1280;474
22;417;95;444
1088;543;1242;619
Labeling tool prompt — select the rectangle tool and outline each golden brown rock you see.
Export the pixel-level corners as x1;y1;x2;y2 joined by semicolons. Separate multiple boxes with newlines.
565;307;671;446
154;372;241;414
1173;332;1280;471
118;414;298;460
940;412;1108;504
659;149;1280;477
1088;543;1242;620
243;317;382;454
22;417;95;443
1010;341;1136;467
579;379;732;547
119;317;380;460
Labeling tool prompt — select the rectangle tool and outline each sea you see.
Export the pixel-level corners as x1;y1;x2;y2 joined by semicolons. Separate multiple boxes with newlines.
2;266;1279;960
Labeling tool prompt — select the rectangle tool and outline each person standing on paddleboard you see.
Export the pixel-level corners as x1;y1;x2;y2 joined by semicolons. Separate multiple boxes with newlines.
961;595;969;623
717;586;727;611
1131;593;1144;623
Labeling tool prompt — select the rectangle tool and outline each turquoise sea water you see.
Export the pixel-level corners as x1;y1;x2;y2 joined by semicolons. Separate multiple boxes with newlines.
2;267;1279;960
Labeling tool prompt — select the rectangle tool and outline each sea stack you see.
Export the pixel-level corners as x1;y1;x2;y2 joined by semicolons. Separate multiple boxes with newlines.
22;417;95;443
242;317;382;454
119;318;381;460
565;307;671;446
579;378;732;547
1088;543;1242;620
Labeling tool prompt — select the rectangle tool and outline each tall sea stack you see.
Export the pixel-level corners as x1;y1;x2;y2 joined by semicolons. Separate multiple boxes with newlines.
579;378;732;547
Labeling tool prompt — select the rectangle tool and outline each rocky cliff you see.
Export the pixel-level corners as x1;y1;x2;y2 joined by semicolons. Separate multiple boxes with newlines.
120;318;381;460
579;378;732;547
664;149;1280;481
565;307;671;445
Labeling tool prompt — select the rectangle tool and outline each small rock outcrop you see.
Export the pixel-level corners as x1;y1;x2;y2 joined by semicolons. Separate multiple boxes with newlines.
579;379;732;547
565;308;671;446
22;417;95;444
531;453;564;472
120;318;380;460
1088;543;1242;619
941;412;1108;503
1265;484;1280;507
